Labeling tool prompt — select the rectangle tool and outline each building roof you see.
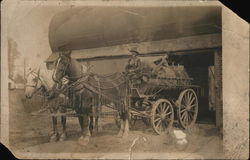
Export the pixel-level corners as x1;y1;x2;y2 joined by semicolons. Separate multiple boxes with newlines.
48;6;221;52
46;33;221;62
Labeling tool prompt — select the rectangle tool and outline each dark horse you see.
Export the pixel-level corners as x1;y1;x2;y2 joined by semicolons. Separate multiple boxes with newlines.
52;51;130;144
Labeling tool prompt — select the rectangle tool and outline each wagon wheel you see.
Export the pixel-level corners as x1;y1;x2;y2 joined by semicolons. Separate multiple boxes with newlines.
151;99;174;135
177;89;198;129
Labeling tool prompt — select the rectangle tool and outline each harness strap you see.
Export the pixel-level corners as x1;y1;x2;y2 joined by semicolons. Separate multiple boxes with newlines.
93;75;102;107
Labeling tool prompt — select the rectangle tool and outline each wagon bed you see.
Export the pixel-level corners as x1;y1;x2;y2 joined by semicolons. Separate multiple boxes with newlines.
129;78;199;98
126;63;200;135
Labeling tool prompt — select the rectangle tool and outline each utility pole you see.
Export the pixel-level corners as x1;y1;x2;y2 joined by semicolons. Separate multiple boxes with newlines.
23;58;26;85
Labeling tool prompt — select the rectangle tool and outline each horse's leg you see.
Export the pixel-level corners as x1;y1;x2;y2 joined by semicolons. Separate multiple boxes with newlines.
97;105;103;132
122;97;130;138
50;116;59;142
95;115;99;133
87;105;93;135
78;112;91;145
122;83;130;138
93;105;100;133
85;115;91;137
74;93;83;133
89;115;94;135
117;113;124;137
122;111;129;138
77;115;83;132
59;116;67;141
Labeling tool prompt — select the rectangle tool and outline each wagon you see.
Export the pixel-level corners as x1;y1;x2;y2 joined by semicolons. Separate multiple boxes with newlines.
54;63;199;135
123;64;200;135
29;62;199;136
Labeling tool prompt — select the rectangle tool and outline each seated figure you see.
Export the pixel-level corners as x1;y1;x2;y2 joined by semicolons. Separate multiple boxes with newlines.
125;49;143;85
125;49;142;73
152;54;176;79
153;54;170;66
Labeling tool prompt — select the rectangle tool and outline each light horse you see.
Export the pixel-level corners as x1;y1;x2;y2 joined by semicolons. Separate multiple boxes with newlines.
52;51;130;145
25;65;67;142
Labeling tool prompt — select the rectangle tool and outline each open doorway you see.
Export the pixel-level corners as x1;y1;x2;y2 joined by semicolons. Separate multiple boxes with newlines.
172;51;217;124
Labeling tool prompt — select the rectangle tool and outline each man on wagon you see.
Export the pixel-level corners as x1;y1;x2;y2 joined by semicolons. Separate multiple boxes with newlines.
125;48;143;85
125;48;142;72
153;54;170;67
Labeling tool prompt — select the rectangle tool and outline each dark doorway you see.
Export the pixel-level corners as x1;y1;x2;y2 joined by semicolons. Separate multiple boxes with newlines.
172;51;216;124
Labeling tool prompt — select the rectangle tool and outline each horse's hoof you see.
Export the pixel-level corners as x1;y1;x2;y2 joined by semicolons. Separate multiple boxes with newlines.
50;133;59;142
59;133;67;141
117;131;123;138
78;135;90;146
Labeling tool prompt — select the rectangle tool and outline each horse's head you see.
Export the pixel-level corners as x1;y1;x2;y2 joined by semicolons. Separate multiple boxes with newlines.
52;50;71;83
25;69;42;98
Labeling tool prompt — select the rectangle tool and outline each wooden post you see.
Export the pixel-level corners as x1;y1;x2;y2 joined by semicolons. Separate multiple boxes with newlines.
214;49;223;128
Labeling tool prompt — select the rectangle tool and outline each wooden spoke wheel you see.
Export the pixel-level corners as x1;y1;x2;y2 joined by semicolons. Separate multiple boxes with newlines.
151;99;174;135
177;89;199;129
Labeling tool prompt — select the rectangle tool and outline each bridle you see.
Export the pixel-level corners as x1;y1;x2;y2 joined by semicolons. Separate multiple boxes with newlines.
26;69;49;91
53;55;71;82
25;70;40;88
53;54;84;82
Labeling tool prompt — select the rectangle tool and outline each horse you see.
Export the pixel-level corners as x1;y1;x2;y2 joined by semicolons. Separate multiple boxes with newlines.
25;64;68;142
52;50;130;145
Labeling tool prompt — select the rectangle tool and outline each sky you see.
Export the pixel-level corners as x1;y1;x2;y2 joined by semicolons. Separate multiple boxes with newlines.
7;2;69;77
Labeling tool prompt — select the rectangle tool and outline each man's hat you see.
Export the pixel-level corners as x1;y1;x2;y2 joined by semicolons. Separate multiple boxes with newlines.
129;48;139;55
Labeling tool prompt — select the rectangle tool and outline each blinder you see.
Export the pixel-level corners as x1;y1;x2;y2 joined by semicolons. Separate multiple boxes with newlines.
25;71;42;89
53;54;71;82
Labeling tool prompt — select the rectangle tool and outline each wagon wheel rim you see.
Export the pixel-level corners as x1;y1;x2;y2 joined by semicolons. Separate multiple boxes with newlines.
177;89;198;129
151;99;174;135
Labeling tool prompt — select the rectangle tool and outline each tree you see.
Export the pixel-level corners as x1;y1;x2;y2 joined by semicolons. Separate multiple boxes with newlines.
8;38;21;78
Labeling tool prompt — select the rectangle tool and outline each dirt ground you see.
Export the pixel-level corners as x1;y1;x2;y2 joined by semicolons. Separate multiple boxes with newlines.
9;90;224;159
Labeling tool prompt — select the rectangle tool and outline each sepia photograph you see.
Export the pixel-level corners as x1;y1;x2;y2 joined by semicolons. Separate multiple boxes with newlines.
1;0;249;159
